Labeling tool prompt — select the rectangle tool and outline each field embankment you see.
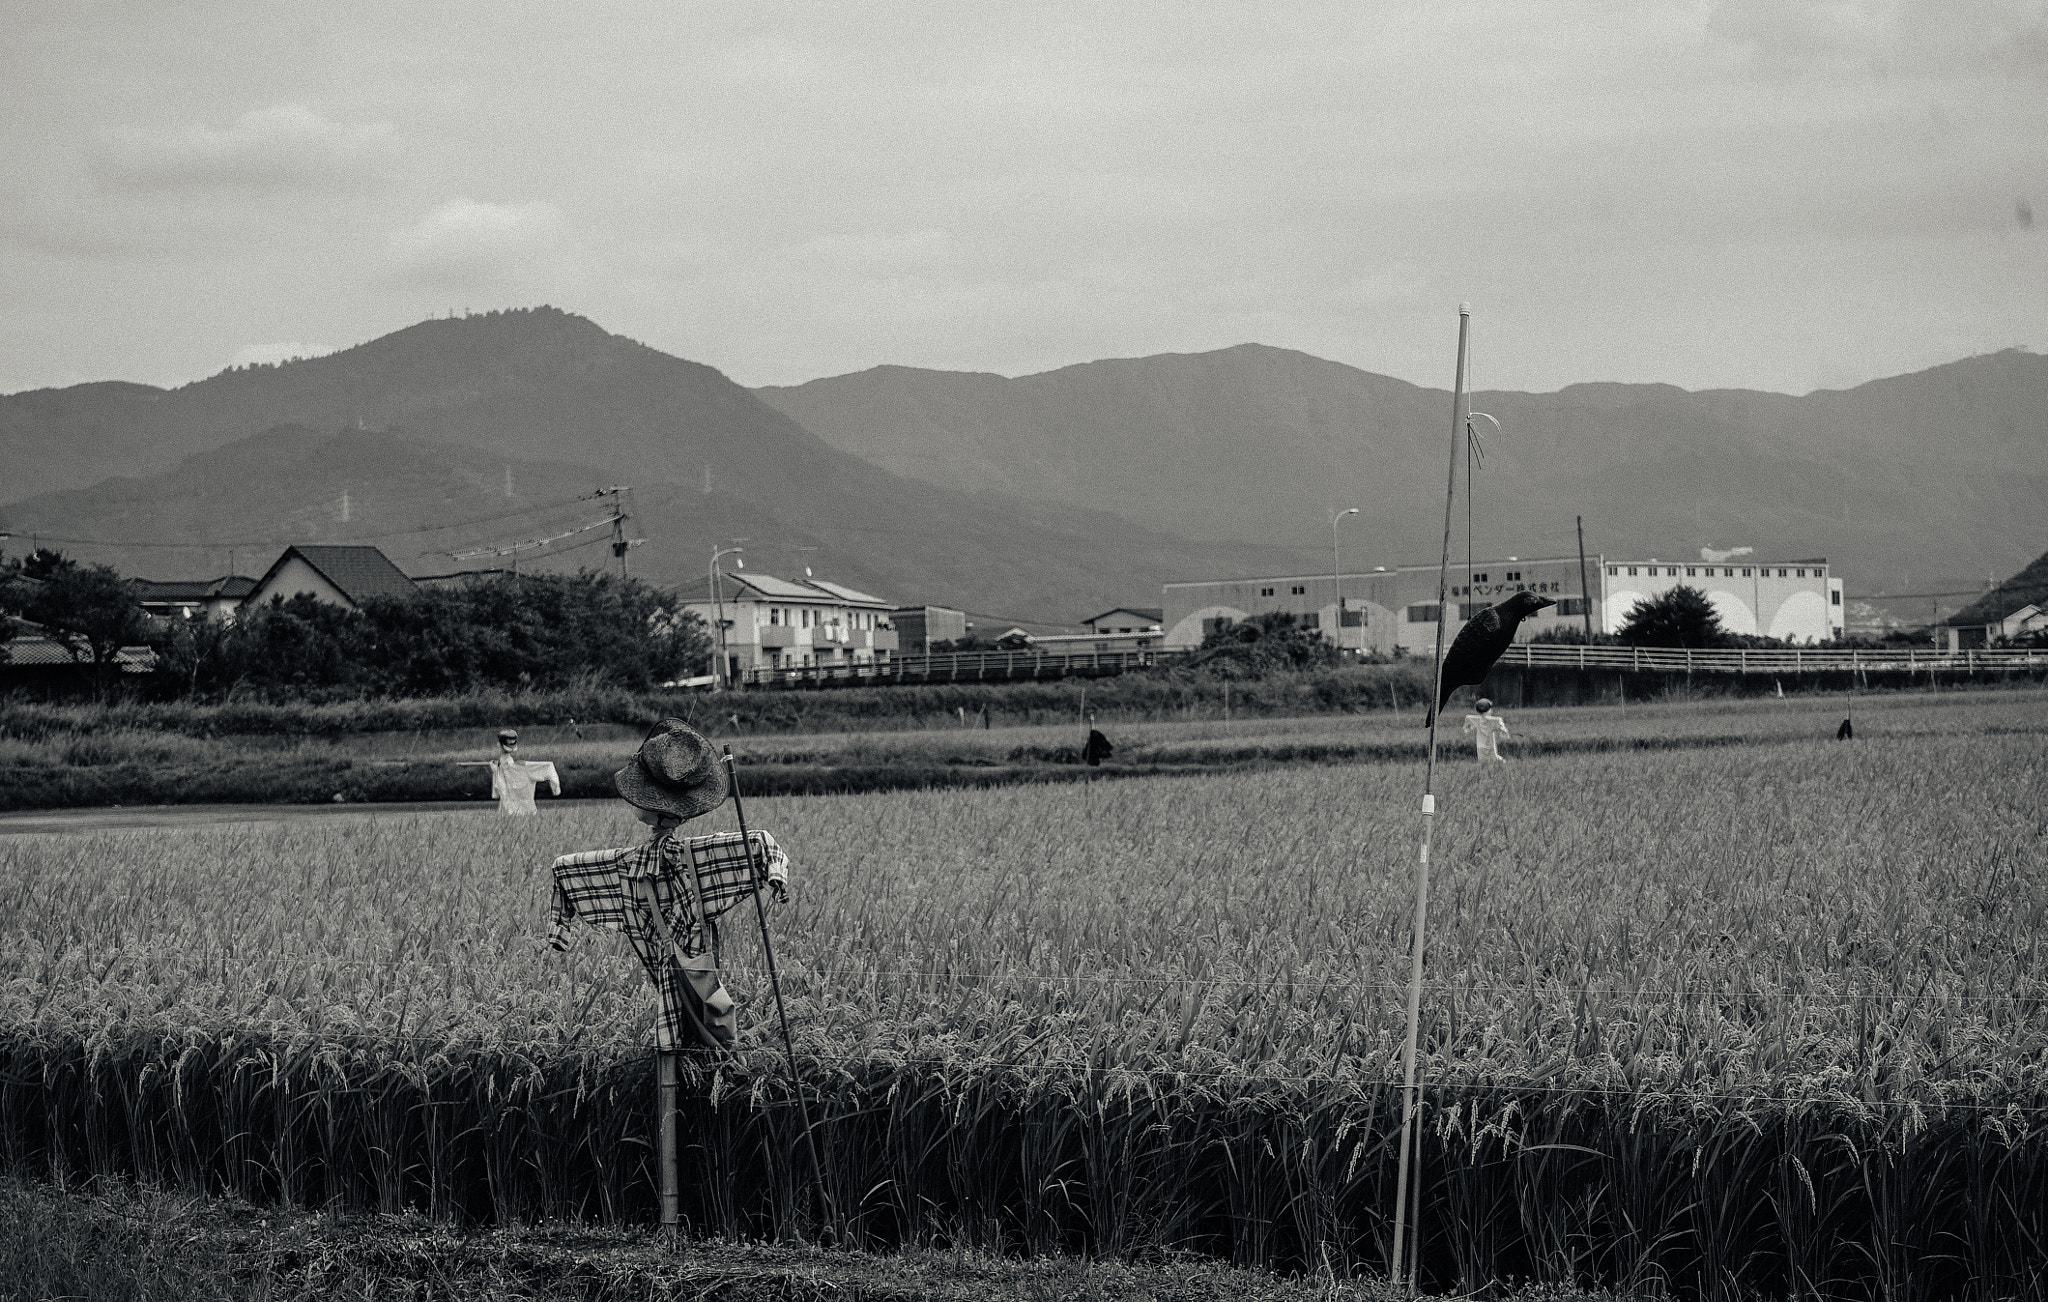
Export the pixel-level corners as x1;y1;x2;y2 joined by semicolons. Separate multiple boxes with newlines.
2;684;2042;811
3;703;2044;1297
1;1176;1458;1302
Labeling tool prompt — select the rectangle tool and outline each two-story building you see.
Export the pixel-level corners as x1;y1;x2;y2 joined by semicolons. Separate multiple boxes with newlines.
679;572;899;682
1027;607;1164;655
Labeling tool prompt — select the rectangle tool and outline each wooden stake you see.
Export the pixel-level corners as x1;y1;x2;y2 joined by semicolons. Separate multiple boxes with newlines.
1391;303;1468;1293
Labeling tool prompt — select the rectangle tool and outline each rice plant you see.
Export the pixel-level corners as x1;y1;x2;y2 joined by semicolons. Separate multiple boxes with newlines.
2;695;2044;1298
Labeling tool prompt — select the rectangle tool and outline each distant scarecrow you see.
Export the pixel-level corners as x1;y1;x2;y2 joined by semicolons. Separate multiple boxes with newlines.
546;719;790;1052
488;728;560;815
1462;698;1510;763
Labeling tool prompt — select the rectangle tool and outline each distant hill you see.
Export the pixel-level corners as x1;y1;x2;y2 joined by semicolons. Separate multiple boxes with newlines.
0;310;1316;622
756;344;2048;599
1948;549;2048;627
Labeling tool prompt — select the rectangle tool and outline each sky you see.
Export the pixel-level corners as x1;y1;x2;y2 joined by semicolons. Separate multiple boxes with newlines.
2;0;2043;398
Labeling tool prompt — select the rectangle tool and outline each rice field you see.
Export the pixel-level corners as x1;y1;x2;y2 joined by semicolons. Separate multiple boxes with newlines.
3;690;2045;1298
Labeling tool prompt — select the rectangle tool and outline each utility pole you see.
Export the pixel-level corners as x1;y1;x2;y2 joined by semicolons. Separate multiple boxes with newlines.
1575;515;1594;643
602;486;632;578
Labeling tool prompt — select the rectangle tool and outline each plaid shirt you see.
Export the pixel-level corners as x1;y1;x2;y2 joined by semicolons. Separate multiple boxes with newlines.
548;830;789;1050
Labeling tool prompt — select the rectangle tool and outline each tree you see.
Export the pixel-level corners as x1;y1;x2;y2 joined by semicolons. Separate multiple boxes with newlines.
1185;612;1344;678
1617;585;1724;649
0;549;154;694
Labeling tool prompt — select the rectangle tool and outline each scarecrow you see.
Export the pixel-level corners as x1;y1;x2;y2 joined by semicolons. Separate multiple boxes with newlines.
488;728;560;815
1462;698;1510;763
546;719;789;1053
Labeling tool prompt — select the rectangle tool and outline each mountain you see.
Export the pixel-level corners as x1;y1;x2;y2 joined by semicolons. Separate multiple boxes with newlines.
756;344;2048;600
0;310;1317;622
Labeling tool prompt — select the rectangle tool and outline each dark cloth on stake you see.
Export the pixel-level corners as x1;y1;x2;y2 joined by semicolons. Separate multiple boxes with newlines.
1083;729;1113;767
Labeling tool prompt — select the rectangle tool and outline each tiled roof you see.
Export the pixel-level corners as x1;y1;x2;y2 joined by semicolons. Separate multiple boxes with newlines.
1084;606;1164;625
254;546;418;604
1;617;155;672
134;575;258;602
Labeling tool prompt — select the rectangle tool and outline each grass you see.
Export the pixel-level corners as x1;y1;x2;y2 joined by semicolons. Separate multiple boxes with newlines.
2;691;2045;1296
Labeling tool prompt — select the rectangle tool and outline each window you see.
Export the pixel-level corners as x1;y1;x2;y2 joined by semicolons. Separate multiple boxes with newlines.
1831;590;1841;605
1300;612;1320;629
1505;571;1521;581
1290;585;1306;595
1607;566;1618;577
1667;567;1679;576
1341;610;1364;627
1474;572;1489;583
1741;568;1752;577
1406;604;1441;622
1796;568;1806;578
1686;566;1697;576
1260;587;1275;597
1202;616;1235;637
1627;566;1638;576
1777;569;1788;577
1556;597;1587;617
1723;568;1734;577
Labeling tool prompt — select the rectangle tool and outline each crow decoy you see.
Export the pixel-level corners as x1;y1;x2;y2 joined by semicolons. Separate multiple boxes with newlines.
1424;591;1556;725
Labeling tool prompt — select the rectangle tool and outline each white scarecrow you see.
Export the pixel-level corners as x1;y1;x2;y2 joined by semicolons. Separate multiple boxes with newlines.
1462;699;1511;763
489;727;560;814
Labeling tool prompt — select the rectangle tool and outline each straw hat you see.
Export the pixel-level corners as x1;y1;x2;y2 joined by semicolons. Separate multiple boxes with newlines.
614;718;727;820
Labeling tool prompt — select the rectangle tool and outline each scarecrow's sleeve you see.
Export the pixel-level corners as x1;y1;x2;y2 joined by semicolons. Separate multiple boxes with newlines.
547;849;635;951
752;830;790;893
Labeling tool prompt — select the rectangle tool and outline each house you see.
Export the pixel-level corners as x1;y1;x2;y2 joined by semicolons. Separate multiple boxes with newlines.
133;575;257;623
242;546;419;612
1942;549;2048;649
677;572;898;683
0;614;155;694
1084;607;1163;636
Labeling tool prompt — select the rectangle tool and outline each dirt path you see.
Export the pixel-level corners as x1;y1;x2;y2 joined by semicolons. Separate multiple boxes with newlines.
0;799;521;836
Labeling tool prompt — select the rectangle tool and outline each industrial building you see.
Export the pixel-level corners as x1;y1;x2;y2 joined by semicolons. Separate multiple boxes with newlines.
1602;557;1843;642
1162;552;1844;653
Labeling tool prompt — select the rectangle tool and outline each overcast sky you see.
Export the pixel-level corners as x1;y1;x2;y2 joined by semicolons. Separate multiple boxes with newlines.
3;1;2042;398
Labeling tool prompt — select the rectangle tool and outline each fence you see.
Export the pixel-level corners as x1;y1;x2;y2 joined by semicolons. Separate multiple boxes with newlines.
1492;644;2048;675
737;643;2046;690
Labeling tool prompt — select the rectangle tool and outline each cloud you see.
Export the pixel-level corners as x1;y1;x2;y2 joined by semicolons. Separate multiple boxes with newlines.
1707;0;2048;79
89;105;397;192
227;341;335;368
385;199;565;291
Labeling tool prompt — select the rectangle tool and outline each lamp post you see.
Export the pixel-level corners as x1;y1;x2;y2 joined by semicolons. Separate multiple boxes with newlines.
710;544;745;688
1331;507;1360;655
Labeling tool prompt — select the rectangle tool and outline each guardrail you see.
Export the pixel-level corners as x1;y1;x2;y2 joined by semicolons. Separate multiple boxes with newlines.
740;648;1179;688
1494;644;2048;674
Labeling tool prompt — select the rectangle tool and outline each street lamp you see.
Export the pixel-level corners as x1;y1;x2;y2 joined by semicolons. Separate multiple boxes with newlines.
1331;507;1360;655
710;544;745;688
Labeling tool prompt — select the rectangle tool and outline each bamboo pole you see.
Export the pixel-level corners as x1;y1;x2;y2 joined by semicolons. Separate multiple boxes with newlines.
721;747;837;1237
658;1050;680;1241
1390;303;1468;1292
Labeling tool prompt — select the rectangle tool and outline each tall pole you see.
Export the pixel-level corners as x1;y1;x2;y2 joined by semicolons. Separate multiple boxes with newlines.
722;748;837;1234
1575;516;1595;643
1391;303;1468;1293
1332;507;1359;654
711;545;743;689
